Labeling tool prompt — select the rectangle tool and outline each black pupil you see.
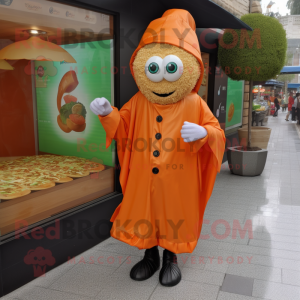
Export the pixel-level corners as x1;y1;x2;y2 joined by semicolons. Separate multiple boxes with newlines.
168;63;176;72
149;64;157;72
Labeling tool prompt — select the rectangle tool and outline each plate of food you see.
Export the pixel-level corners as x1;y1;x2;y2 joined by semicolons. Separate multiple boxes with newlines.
0;155;105;200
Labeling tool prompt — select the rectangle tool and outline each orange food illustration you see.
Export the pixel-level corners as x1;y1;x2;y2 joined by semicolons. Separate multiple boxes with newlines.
56;71;86;133
64;95;77;104
67;117;86;132
69;114;85;125
57;115;71;133
57;70;79;111
228;103;235;122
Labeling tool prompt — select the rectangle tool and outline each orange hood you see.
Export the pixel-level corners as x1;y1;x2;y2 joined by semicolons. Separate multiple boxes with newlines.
130;9;204;93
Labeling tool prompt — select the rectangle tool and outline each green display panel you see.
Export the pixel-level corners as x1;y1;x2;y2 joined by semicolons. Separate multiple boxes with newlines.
225;78;244;129
35;40;114;166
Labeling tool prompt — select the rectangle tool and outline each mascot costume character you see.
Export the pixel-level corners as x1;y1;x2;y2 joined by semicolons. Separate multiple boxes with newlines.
90;9;225;287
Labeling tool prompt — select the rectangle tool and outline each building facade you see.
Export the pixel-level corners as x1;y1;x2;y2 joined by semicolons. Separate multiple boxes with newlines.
211;0;250;18
211;0;262;18
279;15;300;83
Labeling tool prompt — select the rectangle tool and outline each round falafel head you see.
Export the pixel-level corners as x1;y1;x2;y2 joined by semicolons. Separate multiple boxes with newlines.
133;43;201;104
130;9;204;105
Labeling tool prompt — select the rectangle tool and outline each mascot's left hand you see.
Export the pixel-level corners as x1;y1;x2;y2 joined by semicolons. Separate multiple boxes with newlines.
181;121;208;143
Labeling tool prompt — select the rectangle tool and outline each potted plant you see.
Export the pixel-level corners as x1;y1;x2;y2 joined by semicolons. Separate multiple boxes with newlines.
218;13;287;176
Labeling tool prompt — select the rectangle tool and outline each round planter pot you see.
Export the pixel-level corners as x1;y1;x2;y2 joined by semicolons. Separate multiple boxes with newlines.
227;147;268;176
238;127;271;149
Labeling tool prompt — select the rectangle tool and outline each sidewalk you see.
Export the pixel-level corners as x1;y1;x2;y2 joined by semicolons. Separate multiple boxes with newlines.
2;109;300;300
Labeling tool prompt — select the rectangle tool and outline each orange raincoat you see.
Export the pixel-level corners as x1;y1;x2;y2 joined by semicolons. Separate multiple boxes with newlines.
99;9;226;254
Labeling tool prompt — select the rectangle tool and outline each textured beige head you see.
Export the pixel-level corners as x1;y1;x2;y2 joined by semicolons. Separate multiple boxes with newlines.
132;43;201;105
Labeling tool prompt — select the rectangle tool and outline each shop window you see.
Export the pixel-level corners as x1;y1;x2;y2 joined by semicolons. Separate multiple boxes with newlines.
0;0;116;236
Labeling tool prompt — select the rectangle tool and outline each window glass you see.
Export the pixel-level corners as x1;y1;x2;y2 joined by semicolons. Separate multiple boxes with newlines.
0;0;115;236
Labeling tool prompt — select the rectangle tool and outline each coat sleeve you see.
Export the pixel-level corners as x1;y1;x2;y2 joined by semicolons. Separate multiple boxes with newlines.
191;98;226;209
190;98;226;172
98;98;133;170
98;99;132;149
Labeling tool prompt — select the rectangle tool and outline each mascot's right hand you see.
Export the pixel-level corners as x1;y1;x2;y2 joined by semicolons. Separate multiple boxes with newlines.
90;97;113;117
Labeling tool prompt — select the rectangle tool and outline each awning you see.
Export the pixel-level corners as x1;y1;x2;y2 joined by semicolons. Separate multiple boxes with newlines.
158;0;252;30
288;83;300;89
280;66;300;74
254;79;284;88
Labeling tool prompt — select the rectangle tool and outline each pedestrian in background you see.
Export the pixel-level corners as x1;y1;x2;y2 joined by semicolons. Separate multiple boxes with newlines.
292;93;297;121
296;93;300;124
273;94;280;117
286;92;294;121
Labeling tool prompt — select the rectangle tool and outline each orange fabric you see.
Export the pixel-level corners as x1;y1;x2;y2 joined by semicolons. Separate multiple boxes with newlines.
0;60;35;156
129;9;205;93
98;9;225;254
99;92;225;253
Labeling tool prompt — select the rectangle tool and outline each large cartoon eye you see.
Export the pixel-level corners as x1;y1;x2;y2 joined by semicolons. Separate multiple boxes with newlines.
145;56;164;82
163;55;183;82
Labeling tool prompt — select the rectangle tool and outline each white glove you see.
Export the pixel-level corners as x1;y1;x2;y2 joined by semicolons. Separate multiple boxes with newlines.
90;97;113;116
181;121;208;143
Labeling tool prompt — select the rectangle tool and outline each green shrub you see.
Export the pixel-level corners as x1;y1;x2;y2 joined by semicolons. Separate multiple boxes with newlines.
218;14;287;81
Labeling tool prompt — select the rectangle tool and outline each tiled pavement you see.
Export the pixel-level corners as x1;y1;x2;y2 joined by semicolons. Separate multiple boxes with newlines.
2;109;300;300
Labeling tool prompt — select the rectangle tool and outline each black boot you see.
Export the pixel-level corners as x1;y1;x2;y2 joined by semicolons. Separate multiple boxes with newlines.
130;246;160;281
159;249;181;287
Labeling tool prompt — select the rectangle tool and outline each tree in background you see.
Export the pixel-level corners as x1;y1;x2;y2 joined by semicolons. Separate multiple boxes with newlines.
218;14;287;147
287;0;300;15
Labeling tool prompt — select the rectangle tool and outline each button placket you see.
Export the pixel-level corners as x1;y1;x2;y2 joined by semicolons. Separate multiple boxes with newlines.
153;150;160;157
152;114;163;174
152;167;159;174
156;115;163;122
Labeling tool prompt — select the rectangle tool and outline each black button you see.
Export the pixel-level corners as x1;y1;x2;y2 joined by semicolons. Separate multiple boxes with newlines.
152;167;159;174
155;133;162;140
153;150;160;157
156;115;163;122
